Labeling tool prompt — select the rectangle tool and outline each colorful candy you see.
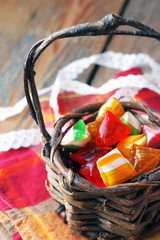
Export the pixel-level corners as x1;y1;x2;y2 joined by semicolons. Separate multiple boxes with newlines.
87;98;125;141
70;143;111;165
121;111;141;135
117;133;147;158
61;119;91;150
96;111;132;147
87;120;100;141
142;125;160;149
97;149;136;187
130;144;160;174
78;158;106;187
61;96;159;188
96;97;125;123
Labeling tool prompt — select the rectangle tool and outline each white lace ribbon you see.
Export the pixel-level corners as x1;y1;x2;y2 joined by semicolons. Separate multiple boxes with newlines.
50;51;160;118
0;51;160;151
0;85;54;122
0;128;53;152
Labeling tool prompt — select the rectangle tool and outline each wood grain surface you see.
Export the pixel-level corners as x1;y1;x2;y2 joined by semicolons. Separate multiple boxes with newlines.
92;0;160;86
1;0;160;239
0;0;125;133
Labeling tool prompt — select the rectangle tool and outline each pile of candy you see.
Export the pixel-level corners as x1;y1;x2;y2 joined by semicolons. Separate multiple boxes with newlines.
60;98;160;187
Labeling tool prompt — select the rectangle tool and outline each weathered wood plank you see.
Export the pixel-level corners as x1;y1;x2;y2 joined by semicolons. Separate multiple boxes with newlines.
0;0;125;133
92;0;160;86
0;0;125;106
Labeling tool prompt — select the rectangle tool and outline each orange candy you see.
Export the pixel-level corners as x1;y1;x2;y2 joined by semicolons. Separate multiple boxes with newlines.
96;97;125;123
117;133;147;158
97;149;136;187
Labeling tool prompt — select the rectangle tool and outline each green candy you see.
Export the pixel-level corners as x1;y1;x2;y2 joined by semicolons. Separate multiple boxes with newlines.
61;119;91;150
121;111;141;135
73;119;85;140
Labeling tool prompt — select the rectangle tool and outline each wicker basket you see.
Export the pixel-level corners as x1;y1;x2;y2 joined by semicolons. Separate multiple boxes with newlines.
24;14;160;240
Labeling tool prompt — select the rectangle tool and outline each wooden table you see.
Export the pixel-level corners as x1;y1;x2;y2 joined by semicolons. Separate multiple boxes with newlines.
0;0;160;239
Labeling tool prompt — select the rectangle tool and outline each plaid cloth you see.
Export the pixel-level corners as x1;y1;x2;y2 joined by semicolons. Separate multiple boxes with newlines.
0;68;160;240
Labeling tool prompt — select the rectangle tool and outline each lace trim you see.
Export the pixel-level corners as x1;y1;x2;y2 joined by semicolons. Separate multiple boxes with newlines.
0;51;160;151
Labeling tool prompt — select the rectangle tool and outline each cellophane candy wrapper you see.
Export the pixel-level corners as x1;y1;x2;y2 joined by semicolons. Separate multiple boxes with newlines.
0;51;160;151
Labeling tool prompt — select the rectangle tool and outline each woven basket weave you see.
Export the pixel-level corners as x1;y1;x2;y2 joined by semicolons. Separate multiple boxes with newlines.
24;14;160;240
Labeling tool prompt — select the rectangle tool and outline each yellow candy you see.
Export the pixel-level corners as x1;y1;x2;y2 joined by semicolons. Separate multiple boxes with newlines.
97;149;136;187
96;97;125;123
117;133;147;158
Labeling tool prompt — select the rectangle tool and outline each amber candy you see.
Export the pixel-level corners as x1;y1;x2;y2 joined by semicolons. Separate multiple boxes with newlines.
117;133;147;158
130;144;160;174
87;121;100;141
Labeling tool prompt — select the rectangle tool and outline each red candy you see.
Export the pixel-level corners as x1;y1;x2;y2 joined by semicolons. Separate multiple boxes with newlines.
70;143;111;165
96;111;132;147
78;158;106;187
70;143;111;187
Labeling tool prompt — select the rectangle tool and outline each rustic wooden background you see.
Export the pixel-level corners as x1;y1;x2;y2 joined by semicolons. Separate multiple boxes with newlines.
1;0;160;135
0;0;160;239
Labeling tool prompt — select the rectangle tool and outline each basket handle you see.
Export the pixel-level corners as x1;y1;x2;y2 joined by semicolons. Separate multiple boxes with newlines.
24;14;160;156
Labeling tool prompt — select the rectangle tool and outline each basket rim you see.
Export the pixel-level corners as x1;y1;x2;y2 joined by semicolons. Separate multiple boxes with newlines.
44;100;160;196
23;13;160;157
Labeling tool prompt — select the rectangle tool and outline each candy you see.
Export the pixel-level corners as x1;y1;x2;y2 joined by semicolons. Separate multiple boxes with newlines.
121;111;141;135
142;125;160;149
70;143;111;165
61;119;91;150
87;98;125;142
130;144;160;174
97;149;136;187
117;133;147;158
96;97;125;123
96;111;132;147
87;120;100;141
78;158;106;187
